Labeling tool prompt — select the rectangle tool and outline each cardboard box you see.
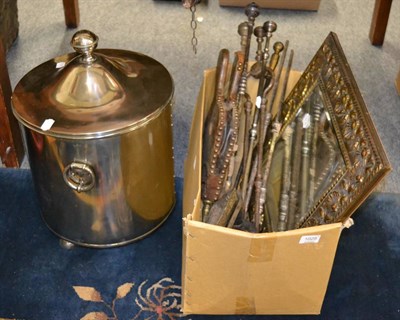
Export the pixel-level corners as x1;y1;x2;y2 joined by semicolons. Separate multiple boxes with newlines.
219;0;321;11
182;67;347;315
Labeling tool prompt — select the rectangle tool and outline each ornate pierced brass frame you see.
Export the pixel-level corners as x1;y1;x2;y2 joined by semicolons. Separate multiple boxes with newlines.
281;32;391;228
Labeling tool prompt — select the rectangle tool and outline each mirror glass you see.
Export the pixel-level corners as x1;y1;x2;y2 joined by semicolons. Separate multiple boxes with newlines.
266;84;345;231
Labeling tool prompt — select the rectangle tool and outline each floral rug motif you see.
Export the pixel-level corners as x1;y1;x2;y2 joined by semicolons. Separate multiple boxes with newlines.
0;170;185;320
73;277;182;320
0;277;183;320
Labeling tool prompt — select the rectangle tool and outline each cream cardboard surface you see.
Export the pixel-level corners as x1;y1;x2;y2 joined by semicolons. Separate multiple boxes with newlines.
182;218;342;314
182;66;346;315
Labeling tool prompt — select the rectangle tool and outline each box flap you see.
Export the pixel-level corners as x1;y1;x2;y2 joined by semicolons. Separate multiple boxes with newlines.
182;220;343;314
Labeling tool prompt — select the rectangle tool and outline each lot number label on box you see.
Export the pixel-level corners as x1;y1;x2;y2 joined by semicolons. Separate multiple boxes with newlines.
299;235;321;244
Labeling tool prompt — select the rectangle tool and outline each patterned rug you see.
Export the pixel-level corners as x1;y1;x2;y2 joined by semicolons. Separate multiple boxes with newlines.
0;168;399;320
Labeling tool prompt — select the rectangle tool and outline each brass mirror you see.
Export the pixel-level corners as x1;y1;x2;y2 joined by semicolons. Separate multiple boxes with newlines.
267;32;391;230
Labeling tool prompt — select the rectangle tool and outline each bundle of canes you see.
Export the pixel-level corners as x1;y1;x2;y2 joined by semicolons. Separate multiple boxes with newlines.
241;21;278;217
255;41;291;232
203;3;260;226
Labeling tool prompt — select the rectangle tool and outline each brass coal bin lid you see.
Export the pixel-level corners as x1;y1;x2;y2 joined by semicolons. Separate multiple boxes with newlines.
12;30;174;139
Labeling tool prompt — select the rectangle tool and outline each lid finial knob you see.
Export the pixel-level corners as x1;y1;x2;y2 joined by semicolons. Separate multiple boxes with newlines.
71;30;98;63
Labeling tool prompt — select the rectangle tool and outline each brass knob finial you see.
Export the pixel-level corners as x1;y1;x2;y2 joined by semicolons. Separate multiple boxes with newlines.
71;30;98;63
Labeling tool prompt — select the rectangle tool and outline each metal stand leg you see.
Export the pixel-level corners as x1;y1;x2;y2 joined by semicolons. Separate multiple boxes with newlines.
59;239;75;250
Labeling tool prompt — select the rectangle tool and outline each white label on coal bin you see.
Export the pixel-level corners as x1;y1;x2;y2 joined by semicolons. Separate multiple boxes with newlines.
41;119;55;131
299;235;321;244
56;62;66;68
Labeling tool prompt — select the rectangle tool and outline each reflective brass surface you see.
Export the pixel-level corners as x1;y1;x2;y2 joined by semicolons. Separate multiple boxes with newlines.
12;31;173;139
121;104;175;221
24;102;174;247
12;30;175;247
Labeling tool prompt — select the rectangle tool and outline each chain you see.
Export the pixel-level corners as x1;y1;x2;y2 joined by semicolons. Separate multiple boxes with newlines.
190;4;198;54
183;0;200;54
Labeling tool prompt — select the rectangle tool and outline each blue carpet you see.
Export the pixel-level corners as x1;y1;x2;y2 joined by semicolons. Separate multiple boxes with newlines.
0;168;399;319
